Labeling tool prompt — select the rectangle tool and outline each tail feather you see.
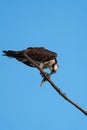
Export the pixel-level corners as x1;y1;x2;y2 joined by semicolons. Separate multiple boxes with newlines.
2;50;22;58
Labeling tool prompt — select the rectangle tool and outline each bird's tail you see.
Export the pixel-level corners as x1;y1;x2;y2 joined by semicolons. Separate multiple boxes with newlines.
2;50;22;58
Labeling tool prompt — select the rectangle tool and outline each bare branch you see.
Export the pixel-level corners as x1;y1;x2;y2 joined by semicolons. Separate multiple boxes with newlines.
23;51;87;116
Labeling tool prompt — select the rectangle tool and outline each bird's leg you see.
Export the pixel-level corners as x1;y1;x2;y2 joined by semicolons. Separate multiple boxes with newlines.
40;72;50;78
40;71;54;86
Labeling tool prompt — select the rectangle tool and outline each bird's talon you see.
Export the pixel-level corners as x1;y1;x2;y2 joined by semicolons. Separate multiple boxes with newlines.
40;73;51;86
40;78;46;86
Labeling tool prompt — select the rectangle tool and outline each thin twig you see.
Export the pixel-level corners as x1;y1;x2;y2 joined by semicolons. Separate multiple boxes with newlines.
23;51;87;116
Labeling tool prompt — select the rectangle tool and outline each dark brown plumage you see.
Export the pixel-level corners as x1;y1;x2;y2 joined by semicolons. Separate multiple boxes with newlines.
3;47;58;74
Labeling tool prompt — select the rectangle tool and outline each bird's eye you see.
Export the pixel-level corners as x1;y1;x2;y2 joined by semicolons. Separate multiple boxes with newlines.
52;64;55;68
52;63;58;72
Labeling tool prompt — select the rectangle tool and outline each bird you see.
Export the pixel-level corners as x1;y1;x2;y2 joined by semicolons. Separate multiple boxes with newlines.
2;47;58;76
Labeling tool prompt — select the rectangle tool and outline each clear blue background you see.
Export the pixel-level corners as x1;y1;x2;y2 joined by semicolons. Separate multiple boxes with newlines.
1;0;87;129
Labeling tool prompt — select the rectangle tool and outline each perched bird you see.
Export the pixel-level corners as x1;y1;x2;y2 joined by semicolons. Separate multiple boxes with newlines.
3;47;58;75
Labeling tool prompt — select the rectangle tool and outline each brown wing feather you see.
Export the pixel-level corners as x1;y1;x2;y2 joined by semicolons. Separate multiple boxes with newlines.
3;47;57;67
25;47;57;62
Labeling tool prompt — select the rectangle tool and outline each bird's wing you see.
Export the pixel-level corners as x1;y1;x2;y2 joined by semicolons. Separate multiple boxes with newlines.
3;47;57;67
25;47;57;62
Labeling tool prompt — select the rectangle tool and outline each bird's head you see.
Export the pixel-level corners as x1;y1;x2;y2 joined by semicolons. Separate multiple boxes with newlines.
50;59;58;74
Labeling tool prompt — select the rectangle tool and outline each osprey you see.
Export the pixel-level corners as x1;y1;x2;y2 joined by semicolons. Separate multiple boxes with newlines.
3;47;58;75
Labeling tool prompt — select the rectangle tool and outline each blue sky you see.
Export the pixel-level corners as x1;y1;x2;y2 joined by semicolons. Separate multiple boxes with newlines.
1;0;87;129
